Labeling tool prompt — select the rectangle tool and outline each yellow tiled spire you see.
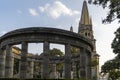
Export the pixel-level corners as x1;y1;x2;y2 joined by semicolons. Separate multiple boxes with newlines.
78;0;93;34
89;17;92;25
80;0;91;25
78;0;94;39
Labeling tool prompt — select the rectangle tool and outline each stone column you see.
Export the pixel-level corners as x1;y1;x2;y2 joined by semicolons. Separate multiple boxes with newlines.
86;52;91;79
20;42;28;79
0;48;6;78
73;61;77;78
42;41;50;79
5;45;14;78
30;59;34;78
64;44;71;78
80;48;86;79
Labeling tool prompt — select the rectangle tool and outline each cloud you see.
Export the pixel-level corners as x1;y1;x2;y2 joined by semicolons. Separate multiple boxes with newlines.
39;3;50;12
28;8;39;16
39;1;80;19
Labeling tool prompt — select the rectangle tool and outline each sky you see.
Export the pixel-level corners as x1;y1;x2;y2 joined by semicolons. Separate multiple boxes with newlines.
0;0;119;71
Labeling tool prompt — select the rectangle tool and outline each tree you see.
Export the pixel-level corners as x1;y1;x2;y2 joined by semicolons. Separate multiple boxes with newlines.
49;48;64;76
88;0;120;23
111;28;120;57
101;58;120;80
109;70;120;80
101;57;120;80
49;48;64;57
110;28;120;79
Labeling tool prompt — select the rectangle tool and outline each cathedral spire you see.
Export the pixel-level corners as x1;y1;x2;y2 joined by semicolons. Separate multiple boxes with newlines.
89;17;92;25
78;0;94;40
80;0;91;25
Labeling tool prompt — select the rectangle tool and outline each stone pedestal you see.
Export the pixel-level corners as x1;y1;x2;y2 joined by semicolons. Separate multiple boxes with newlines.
0;48;6;78
5;45;14;78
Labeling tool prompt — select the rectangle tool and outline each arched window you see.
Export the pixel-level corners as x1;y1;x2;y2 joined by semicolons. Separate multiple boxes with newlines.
85;32;87;36
88;33;90;36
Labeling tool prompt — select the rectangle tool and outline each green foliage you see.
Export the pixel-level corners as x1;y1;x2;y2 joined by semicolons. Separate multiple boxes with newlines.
101;57;120;79
49;48;64;75
49;48;64;57
109;70;120;80
101;60;113;73
112;27;120;56
101;26;120;79
101;59;120;72
88;0;120;23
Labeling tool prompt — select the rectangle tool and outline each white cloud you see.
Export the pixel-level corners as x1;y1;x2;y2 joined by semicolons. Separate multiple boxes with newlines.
39;7;45;12
39;1;80;19
39;3;50;12
28;8;39;16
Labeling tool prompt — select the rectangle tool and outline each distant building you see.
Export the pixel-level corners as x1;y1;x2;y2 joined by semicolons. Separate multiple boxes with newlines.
12;46;21;54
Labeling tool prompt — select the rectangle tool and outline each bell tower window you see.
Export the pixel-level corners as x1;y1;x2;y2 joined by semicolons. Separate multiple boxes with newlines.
88;33;90;36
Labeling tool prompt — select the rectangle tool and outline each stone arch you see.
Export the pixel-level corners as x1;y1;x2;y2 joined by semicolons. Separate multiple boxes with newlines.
0;27;93;79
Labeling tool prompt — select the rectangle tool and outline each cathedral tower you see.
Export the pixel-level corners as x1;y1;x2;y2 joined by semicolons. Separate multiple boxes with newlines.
78;0;98;53
78;0;93;40
78;0;100;79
